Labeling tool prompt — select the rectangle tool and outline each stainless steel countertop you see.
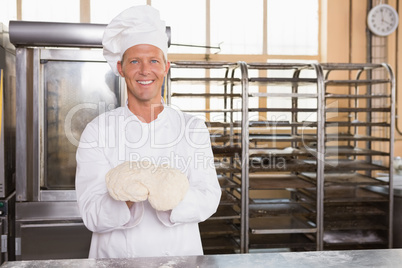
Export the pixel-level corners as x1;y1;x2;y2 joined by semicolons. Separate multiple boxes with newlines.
2;249;402;268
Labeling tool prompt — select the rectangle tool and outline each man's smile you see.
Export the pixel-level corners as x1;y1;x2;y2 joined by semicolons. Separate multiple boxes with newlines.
137;80;154;85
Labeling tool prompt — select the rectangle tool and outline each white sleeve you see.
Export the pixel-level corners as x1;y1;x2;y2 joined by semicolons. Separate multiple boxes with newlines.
168;119;222;225
75;120;143;233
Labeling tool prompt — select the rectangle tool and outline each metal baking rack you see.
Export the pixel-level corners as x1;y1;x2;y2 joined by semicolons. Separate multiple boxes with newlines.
243;62;323;252
166;61;394;254
166;61;247;254
318;63;395;250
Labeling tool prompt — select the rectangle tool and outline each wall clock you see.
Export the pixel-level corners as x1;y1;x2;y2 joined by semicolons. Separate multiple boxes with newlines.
367;4;399;36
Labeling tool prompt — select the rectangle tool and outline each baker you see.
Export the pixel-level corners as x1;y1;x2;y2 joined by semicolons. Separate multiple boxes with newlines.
75;5;221;258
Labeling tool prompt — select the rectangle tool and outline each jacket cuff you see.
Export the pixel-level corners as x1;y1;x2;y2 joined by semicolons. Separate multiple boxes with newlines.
123;201;144;228
169;189;199;223
156;210;179;227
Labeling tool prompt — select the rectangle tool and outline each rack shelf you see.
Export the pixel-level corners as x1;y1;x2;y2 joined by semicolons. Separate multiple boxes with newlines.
168;61;245;254
167;61;394;254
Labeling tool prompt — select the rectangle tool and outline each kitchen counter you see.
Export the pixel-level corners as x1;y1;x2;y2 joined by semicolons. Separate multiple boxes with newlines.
2;249;402;268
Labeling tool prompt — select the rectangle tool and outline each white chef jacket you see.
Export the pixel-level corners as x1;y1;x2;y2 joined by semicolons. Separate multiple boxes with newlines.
75;104;221;258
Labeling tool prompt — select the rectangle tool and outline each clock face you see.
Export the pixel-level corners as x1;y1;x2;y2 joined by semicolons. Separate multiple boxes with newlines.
367;4;399;36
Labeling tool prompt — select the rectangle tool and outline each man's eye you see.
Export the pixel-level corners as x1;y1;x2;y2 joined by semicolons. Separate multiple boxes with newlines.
151;60;158;63
130;60;138;64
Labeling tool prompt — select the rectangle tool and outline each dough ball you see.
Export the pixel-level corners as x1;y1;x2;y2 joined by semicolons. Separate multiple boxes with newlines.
105;161;189;211
143;164;189;211
105;161;149;202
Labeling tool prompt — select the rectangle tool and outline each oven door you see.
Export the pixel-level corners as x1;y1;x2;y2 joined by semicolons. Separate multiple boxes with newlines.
16;48;125;202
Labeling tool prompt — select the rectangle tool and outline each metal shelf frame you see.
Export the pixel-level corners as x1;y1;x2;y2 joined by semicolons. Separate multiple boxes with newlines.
166;61;395;254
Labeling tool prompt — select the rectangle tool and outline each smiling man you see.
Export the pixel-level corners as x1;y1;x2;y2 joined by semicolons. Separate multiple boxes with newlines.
117;44;169;123
75;5;221;259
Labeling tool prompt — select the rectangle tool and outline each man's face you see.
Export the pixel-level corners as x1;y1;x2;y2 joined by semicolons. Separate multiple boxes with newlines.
117;44;170;105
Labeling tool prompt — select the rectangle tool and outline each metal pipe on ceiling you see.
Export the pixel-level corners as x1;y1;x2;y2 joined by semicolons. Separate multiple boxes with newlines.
9;20;171;48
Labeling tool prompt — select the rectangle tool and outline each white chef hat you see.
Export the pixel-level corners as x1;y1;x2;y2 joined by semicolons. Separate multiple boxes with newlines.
102;5;169;76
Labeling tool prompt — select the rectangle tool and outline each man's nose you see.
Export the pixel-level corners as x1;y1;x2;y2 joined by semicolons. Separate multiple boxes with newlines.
140;62;151;75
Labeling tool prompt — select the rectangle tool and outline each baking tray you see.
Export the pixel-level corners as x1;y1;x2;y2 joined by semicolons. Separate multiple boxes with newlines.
206;121;242;128
210;205;240;220
323;160;389;172
249;120;318;128
325;93;391;99
170;77;241;86
323;204;386;217
250;159;317;172
249;201;315;217
249;134;317;143
218;174;240;189
199;220;240;236
301;172;388;186
323;230;386;246
171;93;242;98
219;190;240;206
325;146;389;156
213;145;242;155
324;218;387;230
249;173;315;189
323;186;388;203
210;134;242;143
249;216;316;234
249;233;316;250
249;147;310;158
299;186;388;203
325;121;390;127
326;133;390;142
214;162;241;173
201;236;240;253
325;78;390;87
248;77;317;87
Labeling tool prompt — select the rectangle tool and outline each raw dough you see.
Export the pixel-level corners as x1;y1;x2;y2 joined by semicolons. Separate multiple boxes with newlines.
141;164;190;211
105;161;189;211
105;161;149;202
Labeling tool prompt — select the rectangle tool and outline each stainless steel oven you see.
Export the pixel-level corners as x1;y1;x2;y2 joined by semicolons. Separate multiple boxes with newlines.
10;21;125;260
0;23;16;200
16;48;122;201
0;23;16;264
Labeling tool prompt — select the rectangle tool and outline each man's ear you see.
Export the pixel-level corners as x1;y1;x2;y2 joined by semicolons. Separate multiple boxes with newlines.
164;61;171;75
117;61;124;77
